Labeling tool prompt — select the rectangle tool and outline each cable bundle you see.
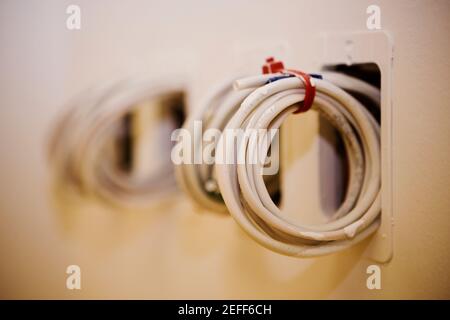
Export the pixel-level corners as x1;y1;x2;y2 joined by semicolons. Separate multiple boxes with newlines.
49;75;185;208
178;66;381;257
175;77;254;213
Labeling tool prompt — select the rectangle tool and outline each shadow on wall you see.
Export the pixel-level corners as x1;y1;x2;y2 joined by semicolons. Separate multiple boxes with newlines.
222;226;370;299
49;179;181;255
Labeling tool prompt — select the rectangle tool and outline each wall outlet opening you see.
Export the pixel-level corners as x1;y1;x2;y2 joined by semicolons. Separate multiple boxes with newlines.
319;31;394;262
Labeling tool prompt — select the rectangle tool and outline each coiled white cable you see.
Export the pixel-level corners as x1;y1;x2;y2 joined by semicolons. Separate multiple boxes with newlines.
178;71;381;257
175;76;253;213
49;75;186;208
216;72;381;257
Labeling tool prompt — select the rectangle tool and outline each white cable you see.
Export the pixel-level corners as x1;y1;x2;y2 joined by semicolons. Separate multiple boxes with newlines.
179;71;381;257
175;75;258;213
216;72;381;257
49;74;186;208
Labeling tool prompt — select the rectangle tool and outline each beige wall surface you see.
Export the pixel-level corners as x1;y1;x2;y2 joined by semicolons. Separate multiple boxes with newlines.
0;0;449;299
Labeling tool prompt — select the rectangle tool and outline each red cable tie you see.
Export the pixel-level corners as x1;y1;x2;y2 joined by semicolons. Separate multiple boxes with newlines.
261;57;316;114
285;69;316;114
262;56;285;74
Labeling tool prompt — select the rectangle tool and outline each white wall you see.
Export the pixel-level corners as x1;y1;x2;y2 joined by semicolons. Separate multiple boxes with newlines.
0;0;449;298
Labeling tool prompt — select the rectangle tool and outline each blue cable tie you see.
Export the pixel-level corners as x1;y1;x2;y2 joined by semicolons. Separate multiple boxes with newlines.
309;73;323;79
265;74;294;84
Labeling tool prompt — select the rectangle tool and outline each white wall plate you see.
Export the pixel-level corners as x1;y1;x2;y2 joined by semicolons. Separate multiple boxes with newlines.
320;30;394;263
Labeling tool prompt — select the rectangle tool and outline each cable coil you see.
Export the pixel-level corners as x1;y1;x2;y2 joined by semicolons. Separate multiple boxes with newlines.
49;75;185;208
178;68;381;257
